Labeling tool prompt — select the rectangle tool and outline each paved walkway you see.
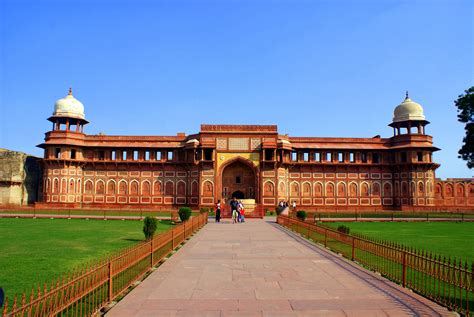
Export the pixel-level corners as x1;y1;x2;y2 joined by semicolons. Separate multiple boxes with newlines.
107;219;454;317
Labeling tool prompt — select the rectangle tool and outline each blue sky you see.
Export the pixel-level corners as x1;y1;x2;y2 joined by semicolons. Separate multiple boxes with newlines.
0;0;472;179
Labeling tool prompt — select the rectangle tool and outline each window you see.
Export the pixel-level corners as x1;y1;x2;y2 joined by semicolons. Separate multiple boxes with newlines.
361;152;367;163
303;152;309;162
314;152;321;162
55;148;61;159
417;152;423;162
236;176;241;184
70;149;76;159
145;151;150;161
156;151;162;161
291;152;298;161
167;151;173;161
122;151;127;161
349;152;355;163
372;153;380;164
111;150;116;160
326;152;332;162
338;152;344;163
265;149;274;161
98;150;105;160
204;149;213;161
133;150;139;160
401;152;407;163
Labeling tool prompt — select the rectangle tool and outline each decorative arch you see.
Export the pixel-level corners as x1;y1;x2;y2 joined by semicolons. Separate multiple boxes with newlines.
202;180;213;197
435;183;443;198
153;181;162;195
382;181;392;197
96;179;105;195
176;180;186;196
129;180;139;195
302;181;311;197
142;180;151;195
263;180;275;197
218;156;259;201
360;182;369;197
69;178;75;194
76;179;81;194
456;183;465;197
107;180;116;194
53;178;59;194
372;182;381;197
314;182;323;197
278;181;286;196
401;181;408;197
118;180;128;195
190;180;198;196
61;178;67;194
410;181;416;196
418;181;424;196
395;181;400;196
46;178;51;193
469;183;474;197
337;182;346;197
348;182;358;197
290;181;300;197
84;180;94;194
326;182;335;197
445;183;454;197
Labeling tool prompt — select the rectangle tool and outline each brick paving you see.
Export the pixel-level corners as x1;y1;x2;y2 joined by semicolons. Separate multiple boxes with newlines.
107;218;455;317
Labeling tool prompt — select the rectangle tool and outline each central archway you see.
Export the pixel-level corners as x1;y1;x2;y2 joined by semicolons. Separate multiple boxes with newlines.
220;158;257;201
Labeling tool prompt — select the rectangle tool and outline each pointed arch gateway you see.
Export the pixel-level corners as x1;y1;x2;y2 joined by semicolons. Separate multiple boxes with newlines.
218;156;259;202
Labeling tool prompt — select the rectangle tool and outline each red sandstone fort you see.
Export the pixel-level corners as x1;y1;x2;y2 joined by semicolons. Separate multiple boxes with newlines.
3;89;471;212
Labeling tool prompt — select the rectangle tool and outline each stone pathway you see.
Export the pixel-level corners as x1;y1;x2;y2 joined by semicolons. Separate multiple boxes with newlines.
107;219;454;316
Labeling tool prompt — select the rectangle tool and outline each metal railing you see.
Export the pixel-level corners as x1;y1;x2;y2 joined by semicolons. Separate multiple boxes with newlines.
277;215;473;316
1;213;208;317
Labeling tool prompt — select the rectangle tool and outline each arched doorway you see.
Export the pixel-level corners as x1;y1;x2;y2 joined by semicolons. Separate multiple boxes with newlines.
221;159;257;201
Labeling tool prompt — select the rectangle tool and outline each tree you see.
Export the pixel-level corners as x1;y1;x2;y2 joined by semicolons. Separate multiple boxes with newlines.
143;216;158;240
178;207;192;222
455;87;474;168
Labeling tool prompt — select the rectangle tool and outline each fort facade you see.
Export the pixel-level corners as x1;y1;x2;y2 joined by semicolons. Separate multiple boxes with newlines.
34;89;473;212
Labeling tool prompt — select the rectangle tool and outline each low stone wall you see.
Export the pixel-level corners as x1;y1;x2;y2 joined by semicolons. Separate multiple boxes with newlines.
0;149;42;206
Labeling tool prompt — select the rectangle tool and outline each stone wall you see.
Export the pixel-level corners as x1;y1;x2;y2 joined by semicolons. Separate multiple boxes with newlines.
0;149;42;206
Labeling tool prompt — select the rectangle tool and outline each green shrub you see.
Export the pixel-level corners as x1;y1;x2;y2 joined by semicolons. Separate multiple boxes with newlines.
296;210;307;221
143;216;158;240
337;225;350;234
178;207;192;222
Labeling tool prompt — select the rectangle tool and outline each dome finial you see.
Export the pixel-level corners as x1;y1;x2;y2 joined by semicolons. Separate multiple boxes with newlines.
68;87;73;96
405;91;409;99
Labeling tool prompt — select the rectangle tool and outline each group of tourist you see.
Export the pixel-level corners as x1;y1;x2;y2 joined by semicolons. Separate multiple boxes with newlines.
279;200;297;211
214;197;246;223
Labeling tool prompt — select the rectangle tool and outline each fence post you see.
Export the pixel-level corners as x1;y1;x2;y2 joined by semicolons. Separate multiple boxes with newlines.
402;251;407;287
172;229;175;249
324;228;327;247
351;237;355;261
150;239;154;268
108;260;113;303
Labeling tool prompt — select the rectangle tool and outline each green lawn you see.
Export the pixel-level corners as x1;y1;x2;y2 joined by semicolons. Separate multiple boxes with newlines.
0;218;173;299
325;221;474;263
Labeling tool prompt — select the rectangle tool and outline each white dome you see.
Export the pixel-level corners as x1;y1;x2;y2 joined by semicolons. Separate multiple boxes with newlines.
53;88;85;120
186;139;200;144
393;93;425;123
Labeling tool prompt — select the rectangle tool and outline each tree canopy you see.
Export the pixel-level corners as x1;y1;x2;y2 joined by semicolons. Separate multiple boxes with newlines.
455;86;474;168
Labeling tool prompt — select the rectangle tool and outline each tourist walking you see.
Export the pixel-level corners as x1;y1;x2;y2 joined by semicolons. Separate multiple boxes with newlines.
292;201;296;211
238;201;245;223
215;200;221;223
230;197;239;224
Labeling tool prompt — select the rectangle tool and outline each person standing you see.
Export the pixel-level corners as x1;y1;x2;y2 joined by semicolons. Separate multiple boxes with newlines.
230;197;239;224
292;201;296;211
216;200;221;223
238;201;245;223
